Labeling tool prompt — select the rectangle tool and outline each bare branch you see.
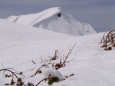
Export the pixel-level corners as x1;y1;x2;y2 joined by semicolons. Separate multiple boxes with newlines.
36;78;48;86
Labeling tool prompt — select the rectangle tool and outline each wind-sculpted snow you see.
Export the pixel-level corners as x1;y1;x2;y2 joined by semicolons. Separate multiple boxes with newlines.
7;7;96;36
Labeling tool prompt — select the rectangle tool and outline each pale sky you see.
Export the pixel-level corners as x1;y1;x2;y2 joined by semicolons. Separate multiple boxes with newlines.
0;0;115;32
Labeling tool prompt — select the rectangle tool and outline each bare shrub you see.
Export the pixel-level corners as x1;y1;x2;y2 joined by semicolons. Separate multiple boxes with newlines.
40;44;76;70
101;30;115;50
0;68;24;85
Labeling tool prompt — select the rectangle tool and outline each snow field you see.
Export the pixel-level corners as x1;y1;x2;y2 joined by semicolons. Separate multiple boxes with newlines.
0;19;115;86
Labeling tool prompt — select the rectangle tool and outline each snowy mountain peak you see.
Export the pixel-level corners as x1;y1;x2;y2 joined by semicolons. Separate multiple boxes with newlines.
7;7;96;36
7;7;61;26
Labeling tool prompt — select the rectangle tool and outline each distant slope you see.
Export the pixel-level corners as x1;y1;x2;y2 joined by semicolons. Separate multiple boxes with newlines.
0;19;69;42
7;7;96;36
0;19;70;56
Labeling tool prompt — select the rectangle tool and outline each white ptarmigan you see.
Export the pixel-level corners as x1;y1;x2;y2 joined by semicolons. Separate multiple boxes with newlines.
41;64;65;81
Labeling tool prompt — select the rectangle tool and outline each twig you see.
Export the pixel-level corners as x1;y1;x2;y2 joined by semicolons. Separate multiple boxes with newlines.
36;78;48;86
31;66;43;77
31;60;36;64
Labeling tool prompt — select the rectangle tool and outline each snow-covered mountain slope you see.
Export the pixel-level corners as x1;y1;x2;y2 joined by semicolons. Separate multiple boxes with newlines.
7;7;96;36
0;19;115;86
0;19;69;42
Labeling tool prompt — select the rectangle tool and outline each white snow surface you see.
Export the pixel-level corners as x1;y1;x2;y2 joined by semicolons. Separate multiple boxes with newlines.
0;19;115;86
41;64;64;81
7;7;96;36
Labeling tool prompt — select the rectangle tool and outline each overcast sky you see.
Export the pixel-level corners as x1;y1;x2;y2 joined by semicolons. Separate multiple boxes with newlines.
0;0;115;32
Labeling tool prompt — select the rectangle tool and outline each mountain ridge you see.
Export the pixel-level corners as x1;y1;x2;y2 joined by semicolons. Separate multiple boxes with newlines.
7;7;96;36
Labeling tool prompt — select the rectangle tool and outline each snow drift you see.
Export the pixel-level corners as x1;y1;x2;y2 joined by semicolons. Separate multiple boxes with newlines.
7;7;96;36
